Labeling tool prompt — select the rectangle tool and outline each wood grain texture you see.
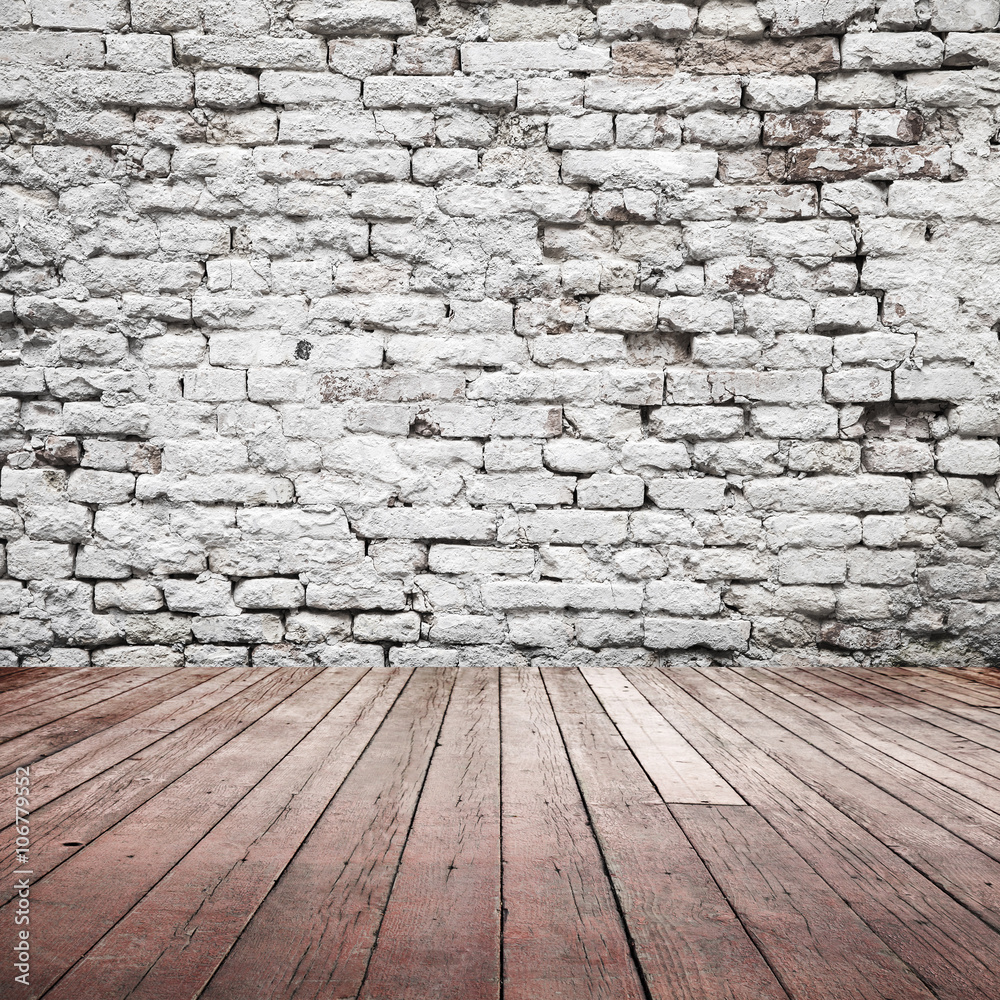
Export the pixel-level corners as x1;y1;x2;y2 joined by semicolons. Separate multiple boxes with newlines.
0;665;90;699
666;668;1000;934
500;665;646;1000
672;804;935;1000
864;667;1000;733
758;666;1000;797
359;667;502;1000
0;667;213;774
725;668;1000;860
0;666;177;746
6;663;1000;1000
200;666;455;1000
542;666;789;1000
0;666;316;907
3;668;367;1000
0;666;270;822
829;666;1000;753
44;668;410;1000
581;666;743;805
625;667;1000;1000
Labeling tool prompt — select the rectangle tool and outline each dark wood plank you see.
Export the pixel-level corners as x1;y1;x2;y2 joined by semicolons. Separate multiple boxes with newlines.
764;666;1000;792
0;666;74;695
500;665;646;1000
672;803;935;1000
664;667;1000;934
582;665;744;804
199;667;454;1000
0;666;171;741
0;667;271;821
542;667;789;1000
625;667;1000;1000
0;667;216;774
0;665;133;710
723;668;1000;861
359;667;502;1000
0;665;309;904
4;668;369;998
828;666;1000;753
935;666;1000;691
44;668;411;1000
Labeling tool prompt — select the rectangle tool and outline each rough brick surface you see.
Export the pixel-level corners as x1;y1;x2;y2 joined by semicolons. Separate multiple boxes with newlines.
2;1;1000;669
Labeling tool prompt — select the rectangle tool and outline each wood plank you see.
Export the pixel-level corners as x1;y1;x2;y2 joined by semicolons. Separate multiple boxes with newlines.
663;667;1000;934
500;666;645;1000
542;667;789;1000
0;665;309;904
200;667;454;1000
936;666;1000;691
0;667;215;774
625;667;1000;1000
764;667;1000;792
722;668;1000;861
5;667;369;998
44;668;411;1000
827;666;1000;754
672;803;935;1000
0;666;160;737
0;665;133;710
890;667;1000;707
0;666;74;695
359;667;502;1000
0;667;270;822
751;667;1000;808
864;667;1000;732
581;665;743;805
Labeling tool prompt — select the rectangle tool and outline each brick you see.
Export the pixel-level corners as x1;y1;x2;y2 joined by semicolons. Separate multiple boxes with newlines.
481;581;644;612
842;33;944;72
364;75;517;110
644;617;750;650
561;148;719;187
292;0;417;35
585;74;742;113
744;475;910;513
463;42;612;74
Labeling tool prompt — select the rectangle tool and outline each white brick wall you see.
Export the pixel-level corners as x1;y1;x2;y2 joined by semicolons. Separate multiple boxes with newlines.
0;0;999;671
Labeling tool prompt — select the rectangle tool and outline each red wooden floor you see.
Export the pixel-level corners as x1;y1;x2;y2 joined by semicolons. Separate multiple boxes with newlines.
2;662;1000;999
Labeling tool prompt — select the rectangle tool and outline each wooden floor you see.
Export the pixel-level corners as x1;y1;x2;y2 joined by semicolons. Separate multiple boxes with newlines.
2;663;1000;1000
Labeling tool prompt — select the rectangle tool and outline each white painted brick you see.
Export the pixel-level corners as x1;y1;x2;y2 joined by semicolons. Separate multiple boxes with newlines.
644;617;750;651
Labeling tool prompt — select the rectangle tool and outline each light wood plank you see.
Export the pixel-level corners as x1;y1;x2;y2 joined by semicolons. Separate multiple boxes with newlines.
582;666;743;805
829;666;1000;753
0;666;177;744
626;667;1000;1000
865;667;1000;732
543;667;788;1000
763;667;1000;795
